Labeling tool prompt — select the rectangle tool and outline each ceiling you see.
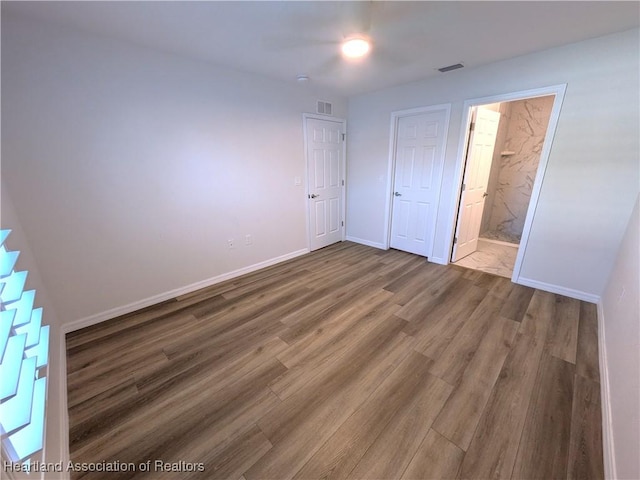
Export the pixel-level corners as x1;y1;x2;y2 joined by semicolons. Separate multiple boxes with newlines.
3;1;639;97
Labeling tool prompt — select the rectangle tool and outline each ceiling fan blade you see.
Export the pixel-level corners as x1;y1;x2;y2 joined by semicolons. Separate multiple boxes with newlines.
373;45;415;68
339;1;373;36
308;55;344;77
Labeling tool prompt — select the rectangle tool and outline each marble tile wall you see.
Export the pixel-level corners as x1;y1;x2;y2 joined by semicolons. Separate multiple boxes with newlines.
481;96;554;244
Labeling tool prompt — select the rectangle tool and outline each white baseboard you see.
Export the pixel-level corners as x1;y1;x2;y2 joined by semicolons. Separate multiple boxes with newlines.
62;248;309;333
597;301;616;480
57;329;71;480
515;276;601;303
517;281;613;477
427;255;447;265
57;248;310;479
345;236;386;250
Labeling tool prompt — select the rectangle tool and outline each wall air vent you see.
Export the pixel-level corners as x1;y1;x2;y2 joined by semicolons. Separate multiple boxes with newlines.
317;101;333;116
438;63;464;73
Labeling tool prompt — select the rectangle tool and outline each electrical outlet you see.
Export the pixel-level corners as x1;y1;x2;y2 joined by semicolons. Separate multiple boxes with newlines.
228;239;235;249
245;234;253;246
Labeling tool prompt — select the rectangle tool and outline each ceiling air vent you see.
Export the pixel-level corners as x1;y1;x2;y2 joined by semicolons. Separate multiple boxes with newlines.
438;63;464;73
317;101;333;115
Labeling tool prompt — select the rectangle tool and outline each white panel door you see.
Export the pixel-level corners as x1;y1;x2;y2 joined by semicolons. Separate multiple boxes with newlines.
306;117;344;251
390;109;449;257
451;107;501;261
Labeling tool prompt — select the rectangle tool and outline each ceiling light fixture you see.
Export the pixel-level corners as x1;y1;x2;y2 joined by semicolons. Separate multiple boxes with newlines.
341;37;370;59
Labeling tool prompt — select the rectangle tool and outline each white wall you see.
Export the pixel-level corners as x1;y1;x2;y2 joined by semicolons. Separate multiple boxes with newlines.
1;185;69;479
600;195;639;480
1;13;346;327
346;28;639;299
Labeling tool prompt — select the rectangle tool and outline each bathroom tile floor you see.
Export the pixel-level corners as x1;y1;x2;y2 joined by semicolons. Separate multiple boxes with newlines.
452;238;518;278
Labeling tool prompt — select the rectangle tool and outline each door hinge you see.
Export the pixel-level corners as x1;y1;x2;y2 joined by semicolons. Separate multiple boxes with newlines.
462;183;466;191
341;179;345;186
341;133;346;141
453;237;458;245
341;221;344;227
469;122;475;131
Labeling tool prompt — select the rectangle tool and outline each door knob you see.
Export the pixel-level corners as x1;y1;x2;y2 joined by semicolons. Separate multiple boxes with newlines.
483;192;488;198
309;193;320;199
394;192;402;197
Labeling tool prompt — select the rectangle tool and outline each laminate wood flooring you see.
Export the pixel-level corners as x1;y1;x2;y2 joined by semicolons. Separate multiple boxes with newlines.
66;241;604;480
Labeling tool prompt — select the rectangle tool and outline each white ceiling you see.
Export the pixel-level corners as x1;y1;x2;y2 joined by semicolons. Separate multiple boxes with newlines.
3;1;639;97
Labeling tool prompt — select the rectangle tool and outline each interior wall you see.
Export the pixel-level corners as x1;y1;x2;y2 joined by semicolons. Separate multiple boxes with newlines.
1;13;346;326
600;195;639;480
346;28;639;298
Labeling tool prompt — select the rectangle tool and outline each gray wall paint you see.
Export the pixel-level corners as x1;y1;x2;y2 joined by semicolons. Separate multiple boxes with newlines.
600;195;640;480
1;14;346;325
346;28;639;297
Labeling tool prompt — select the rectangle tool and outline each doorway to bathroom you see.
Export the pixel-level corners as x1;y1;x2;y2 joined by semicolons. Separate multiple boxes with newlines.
449;86;565;280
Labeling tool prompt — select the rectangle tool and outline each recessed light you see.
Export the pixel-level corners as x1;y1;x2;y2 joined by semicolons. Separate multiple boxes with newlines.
341;37;370;59
296;74;309;83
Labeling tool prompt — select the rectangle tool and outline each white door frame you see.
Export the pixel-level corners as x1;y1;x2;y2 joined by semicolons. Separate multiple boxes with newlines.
384;104;452;256
446;84;567;282
303;113;347;250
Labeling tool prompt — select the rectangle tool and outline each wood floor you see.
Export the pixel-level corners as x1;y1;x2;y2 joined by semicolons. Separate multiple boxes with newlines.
66;242;604;480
